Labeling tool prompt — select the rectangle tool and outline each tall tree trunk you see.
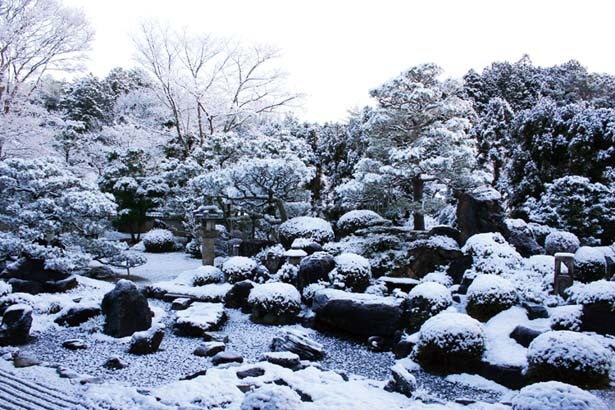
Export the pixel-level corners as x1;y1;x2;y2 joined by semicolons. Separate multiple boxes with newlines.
412;174;425;231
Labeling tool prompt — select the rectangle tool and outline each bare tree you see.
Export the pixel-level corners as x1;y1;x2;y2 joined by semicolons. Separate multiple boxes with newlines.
0;0;94;112
133;22;299;154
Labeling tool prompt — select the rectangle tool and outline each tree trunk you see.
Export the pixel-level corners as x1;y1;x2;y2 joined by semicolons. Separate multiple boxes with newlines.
412;175;425;231
275;198;288;222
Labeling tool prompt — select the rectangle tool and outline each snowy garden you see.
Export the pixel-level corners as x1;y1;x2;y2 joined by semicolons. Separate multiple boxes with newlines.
2;1;615;409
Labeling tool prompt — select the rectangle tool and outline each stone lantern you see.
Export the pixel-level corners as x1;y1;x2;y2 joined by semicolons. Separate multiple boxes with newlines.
284;249;307;266
553;252;575;297
194;205;224;266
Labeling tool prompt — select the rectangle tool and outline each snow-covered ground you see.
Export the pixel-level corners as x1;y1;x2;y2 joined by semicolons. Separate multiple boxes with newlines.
122;250;202;283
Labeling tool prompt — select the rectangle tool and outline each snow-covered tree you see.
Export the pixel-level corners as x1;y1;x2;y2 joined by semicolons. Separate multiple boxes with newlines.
0;157;125;271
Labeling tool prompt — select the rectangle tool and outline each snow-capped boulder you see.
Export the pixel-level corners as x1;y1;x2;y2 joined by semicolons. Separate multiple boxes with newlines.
457;186;506;245
384;360;417;398
222;256;258;284
55;305;101;327
240;385;301;410
503;218;544;257
224;280;254;311
189;266;224;286
142;229;176;253
173;302;226;337
406;282;453;332
466;274;519;322
329;253;372;292
336;210;389;237
412;311;486;373
278;216;334;248
544;231;580;255
270;328;324;361
511;381;608;410
0;304;32;345
0;257;77;294
312;289;405;338
420;271;453;287
297;252;335;292
248;283;301;325
101;280;152;338
406;235;463;278
527;330;612;387
574;246;607;283
128;324;165;355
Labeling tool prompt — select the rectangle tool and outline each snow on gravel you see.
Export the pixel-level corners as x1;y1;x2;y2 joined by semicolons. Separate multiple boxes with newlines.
127;251;202;284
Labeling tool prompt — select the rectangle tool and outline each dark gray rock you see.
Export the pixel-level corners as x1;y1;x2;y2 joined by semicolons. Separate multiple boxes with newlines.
581;302;615;336
1;257;77;294
82;266;116;280
261;351;301;368
128;325;165;354
503;219;544;257
104;356;129;370
0;304;32;345
236;367;265;379
312;289;404;338
224;280;254;312
510;325;543;348
270;329;324;361
522;303;549;320
194;341;225;357
101;280;152;338
297;252;335;292
211;351;243;366
407;236;464;278
367;336;387;352
171;297;192;311
55;306;101;327
12;351;40;368
393;336;415;359
62;339;87;350
384;362;417;398
478;361;526;389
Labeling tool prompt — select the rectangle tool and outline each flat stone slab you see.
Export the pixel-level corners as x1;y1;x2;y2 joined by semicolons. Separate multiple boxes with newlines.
194;342;225;357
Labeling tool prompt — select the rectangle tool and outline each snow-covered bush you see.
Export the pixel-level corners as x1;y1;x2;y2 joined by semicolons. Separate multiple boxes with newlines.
550;305;582;331
248;282;302;324
255;244;286;274
406;282;453;332
0;281;11;297
190;266;224;286
142;229;176;253
544;231;580;255
574;246;607;283
466;274;519;321
420;270;453;287
527;330;612;387
269;263;298;284
336;209;388;236
278;216;334;247
329;253;372;292
302;281;328;306
222;256;258;284
566;280;615;307
412;311;486;372
240;385;301;410
462;233;523;278
365;282;387;296
512;381;608;410
185;238;201;258
528;222;555;246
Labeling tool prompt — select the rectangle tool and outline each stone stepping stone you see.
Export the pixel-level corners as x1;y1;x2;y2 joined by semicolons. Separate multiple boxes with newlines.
194;342;225;357
211;351;243;366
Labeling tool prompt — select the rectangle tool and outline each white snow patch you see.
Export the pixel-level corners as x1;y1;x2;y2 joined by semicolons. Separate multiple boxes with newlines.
483;307;529;367
445;373;511;394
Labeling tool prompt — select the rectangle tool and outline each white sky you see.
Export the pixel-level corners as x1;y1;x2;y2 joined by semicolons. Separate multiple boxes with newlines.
64;0;615;123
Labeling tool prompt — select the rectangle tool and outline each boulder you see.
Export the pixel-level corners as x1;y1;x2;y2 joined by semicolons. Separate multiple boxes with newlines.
62;339;87;350
312;289;405;338
297;252;335;292
101;280;152;338
194;342;225;357
128;325;165;354
580;303;615;336
82;266;117;280
104;356;129;370
55;306;101;327
211;351;243;366
173;302;226;337
224;280;254;312
522;303;549;320
503;219;544;257
510;325;544;348
236;367;265;379
261;351;301;369
0;304;32;345
384;362;417;398
406;236;464;278
270;329;324;361
12;351;40;368
171;298;192;311
478;361;526;389
0;257;77;294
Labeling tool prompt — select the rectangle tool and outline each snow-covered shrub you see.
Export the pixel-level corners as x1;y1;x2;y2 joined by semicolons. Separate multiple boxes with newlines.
574;246;607;283
406;282;453;332
185;238;201;258
270;263;298;284
528;222;555;246
278;216;334;247
240;385;301;410
329;253;372;292
462;233;523;278
566;280;615;307
512;381;608;410
365;282;387;296
190;266;224;286
420;270;453;287
302;282;328;306
544;231;580;255
336;209;388;236
222;256;258;284
142;229;176;253
466;274;519;321
247;283;302;325
0;281;11;297
550;305;582;331
412;311;486;373
290;238;322;254
255;244;286;275
527;330;612;387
